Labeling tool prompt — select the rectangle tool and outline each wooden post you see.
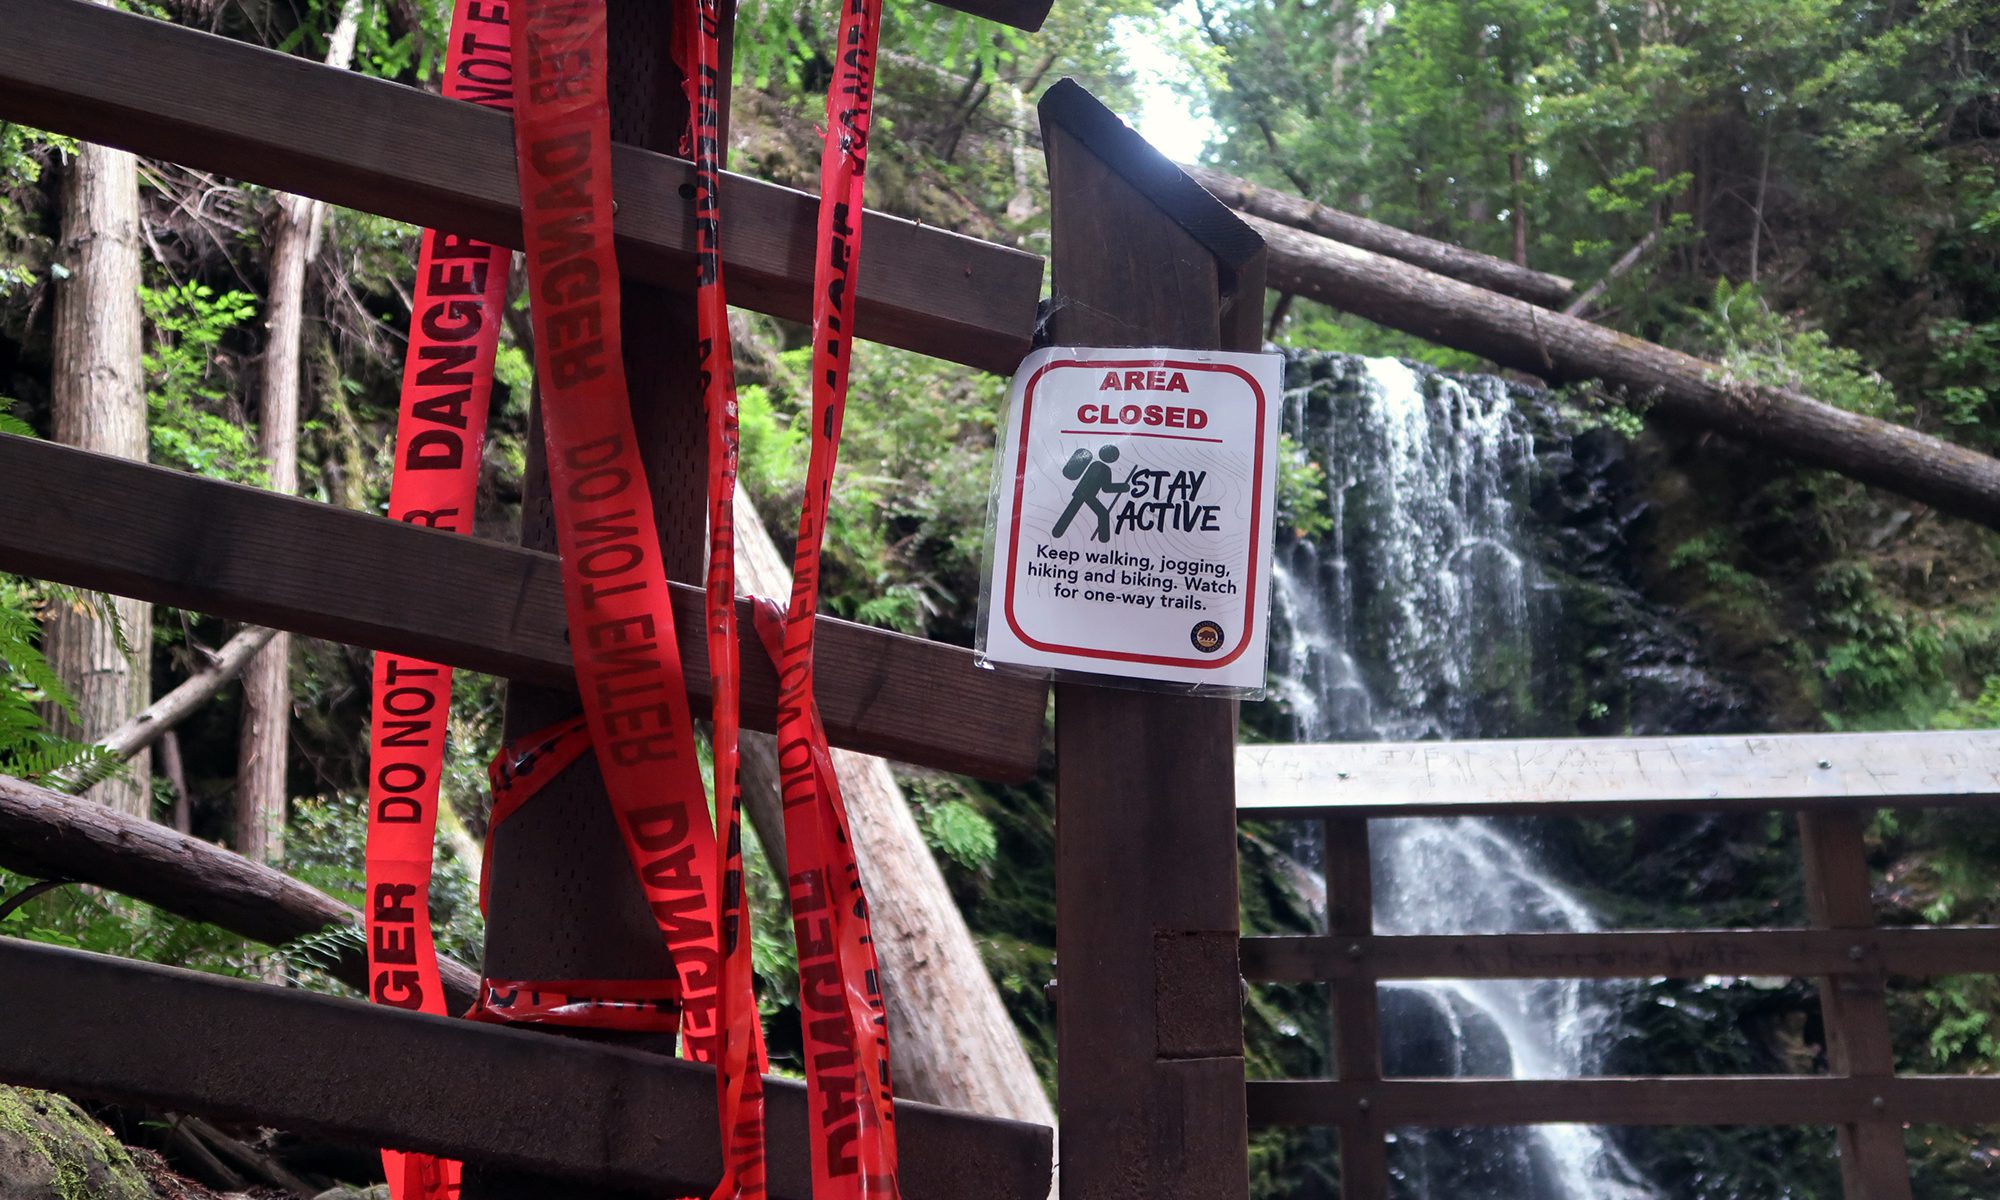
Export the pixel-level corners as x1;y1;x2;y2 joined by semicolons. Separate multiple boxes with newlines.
467;3;719;1196
1798;808;1912;1200
1323;818;1387;1200
1039;79;1265;1200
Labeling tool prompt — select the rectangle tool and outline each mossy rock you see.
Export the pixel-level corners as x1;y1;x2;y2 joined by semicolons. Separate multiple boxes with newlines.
0;1086;149;1200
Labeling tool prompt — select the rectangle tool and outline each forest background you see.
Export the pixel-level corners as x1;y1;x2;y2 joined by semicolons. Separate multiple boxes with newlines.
0;0;1997;1194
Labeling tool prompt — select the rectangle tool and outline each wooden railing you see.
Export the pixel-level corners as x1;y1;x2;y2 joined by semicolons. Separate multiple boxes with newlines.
0;4;1263;1195
1237;731;2000;1200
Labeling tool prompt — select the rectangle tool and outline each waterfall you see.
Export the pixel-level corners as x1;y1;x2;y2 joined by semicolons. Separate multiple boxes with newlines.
1268;355;1658;1199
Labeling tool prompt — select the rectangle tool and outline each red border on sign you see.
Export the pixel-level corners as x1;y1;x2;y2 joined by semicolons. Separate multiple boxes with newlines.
1002;357;1268;670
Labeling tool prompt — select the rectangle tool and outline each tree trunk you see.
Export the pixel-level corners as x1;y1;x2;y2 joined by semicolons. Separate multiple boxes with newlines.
1246;210;2000;530
44;19;151;820
732;486;1055;1128
0;771;480;1009
236;0;362;864
1181;163;1575;308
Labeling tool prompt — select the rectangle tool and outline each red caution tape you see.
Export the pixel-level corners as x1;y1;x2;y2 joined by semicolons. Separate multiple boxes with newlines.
363;3;515;1197
758;0;899;1189
466;2;896;1198
471;976;683;1032
507;0;725;1078
671;0;769;1192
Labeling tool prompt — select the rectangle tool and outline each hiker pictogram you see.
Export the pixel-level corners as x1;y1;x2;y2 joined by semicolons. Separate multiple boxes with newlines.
1052;445;1128;542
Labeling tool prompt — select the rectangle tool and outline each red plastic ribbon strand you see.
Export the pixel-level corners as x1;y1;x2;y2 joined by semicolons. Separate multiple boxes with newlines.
471;976;684;1032
672;0;770;1192
507;0;725;1077
762;0;900;1186
364;3;516;1196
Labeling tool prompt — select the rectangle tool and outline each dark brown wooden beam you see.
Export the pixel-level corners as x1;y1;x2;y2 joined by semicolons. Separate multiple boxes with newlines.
0;434;1048;781
1320;819;1387;1200
1241;928;2000;982
1042;78;1259;1200
0;0;1042;372
1800;809;1913;1199
1248;1077;2000;1129
946;0;1052;30
0;938;1054;1200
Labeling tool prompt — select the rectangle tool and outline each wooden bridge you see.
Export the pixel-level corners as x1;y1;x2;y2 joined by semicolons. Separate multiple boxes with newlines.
1239;731;2000;1199
0;0;1995;1196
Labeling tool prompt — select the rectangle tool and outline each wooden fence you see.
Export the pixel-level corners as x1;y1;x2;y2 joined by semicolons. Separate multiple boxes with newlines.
11;1;1994;1196
1238;731;2000;1200
0;1;1267;1196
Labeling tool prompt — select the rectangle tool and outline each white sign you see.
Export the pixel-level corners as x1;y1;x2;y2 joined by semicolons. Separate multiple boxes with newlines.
978;346;1282;694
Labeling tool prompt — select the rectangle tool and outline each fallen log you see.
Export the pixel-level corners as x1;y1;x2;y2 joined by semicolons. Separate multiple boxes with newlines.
0;772;480;1009
1182;163;1575;308
1245;211;2000;531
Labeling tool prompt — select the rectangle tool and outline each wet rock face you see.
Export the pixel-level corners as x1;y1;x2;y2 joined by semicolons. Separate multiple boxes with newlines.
1265;348;1754;744
0;1086;150;1200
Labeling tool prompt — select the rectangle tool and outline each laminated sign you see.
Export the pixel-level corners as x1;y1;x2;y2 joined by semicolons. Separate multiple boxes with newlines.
979;346;1283;695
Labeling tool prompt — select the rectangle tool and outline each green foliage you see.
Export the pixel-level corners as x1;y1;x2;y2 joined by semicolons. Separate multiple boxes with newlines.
1201;0;2000;456
1690;279;1904;419
1274;433;1331;540
1551;383;1648;438
0;123;71;300
1665;529;1780;623
901;772;1000;871
738;340;1008;640
1275;301;1487;372
0;575;124;785
288;789;485;972
0;865;267;979
1925;318;2000;436
1812;561;1969;722
139;282;264;482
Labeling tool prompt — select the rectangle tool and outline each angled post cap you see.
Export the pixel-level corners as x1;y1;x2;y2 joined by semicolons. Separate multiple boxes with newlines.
1037;78;1265;274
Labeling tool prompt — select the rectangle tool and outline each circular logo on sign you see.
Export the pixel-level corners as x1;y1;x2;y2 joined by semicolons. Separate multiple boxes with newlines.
1190;620;1225;654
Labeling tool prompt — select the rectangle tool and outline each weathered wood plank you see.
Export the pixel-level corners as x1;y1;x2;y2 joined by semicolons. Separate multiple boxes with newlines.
1248;1077;2000;1129
0;434;1048;781
1321;819;1388;1200
0;938;1054;1200
1241;928;2000;982
1237;732;2000;817
1043;78;1258;1200
1799;809;1914;1199
0;0;1042;372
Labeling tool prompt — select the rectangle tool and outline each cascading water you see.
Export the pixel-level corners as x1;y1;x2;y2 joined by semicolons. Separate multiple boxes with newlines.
1267;354;1659;1199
